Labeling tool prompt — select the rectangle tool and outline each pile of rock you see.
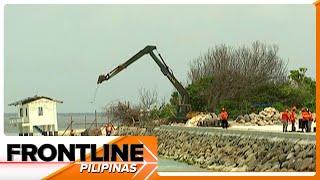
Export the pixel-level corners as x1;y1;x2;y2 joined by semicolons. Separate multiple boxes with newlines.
185;113;219;127
170;122;186;127
235;107;281;126
157;130;315;172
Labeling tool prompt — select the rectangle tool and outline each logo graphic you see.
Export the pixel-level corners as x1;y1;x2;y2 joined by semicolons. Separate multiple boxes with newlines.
42;136;158;179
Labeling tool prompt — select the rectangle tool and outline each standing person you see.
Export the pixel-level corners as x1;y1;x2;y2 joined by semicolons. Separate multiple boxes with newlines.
281;109;290;132
105;123;114;136
298;108;304;131
219;108;229;129
301;108;309;133
105;123;109;136
70;129;75;136
307;109;313;133
289;107;297;132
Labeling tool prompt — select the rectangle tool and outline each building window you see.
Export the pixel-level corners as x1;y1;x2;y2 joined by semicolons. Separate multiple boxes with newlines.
38;107;43;116
20;108;23;117
25;108;28;117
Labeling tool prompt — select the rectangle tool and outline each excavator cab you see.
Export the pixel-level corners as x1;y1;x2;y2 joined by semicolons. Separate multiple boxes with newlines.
176;104;192;121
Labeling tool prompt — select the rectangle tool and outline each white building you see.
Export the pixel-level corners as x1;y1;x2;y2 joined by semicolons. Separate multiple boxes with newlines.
9;95;62;136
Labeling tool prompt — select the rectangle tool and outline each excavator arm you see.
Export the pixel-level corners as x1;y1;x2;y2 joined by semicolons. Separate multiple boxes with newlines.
97;46;156;84
97;45;191;118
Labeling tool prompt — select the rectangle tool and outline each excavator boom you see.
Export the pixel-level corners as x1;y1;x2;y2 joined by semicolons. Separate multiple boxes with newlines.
97;45;191;119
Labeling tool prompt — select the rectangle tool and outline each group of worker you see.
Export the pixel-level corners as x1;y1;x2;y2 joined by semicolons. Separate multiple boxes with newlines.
281;107;314;133
103;107;314;133
219;107;315;133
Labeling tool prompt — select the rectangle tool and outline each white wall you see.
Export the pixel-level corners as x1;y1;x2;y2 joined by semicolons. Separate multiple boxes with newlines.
14;98;59;133
27;98;58;129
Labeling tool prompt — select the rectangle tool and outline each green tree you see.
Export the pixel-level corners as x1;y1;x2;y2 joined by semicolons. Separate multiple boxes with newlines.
170;67;315;118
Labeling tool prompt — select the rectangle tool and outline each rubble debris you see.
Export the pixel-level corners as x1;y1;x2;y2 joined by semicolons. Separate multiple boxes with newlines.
185;112;219;127
235;107;281;126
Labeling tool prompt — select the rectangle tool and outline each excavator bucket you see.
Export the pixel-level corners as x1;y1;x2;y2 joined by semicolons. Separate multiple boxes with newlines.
97;74;106;84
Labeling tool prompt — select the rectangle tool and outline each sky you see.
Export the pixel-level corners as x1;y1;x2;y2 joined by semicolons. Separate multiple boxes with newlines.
4;4;316;113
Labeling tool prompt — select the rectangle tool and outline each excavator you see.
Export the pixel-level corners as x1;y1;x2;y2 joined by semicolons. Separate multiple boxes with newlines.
97;45;191;121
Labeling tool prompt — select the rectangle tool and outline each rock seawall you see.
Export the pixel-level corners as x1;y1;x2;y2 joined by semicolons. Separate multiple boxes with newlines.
115;126;315;172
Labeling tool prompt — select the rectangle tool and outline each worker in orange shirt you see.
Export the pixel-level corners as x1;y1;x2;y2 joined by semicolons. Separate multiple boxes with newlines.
219;108;229;129
301;108;310;132
289;107;297;132
307;109;313;133
105;123;115;136
281;109;290;132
